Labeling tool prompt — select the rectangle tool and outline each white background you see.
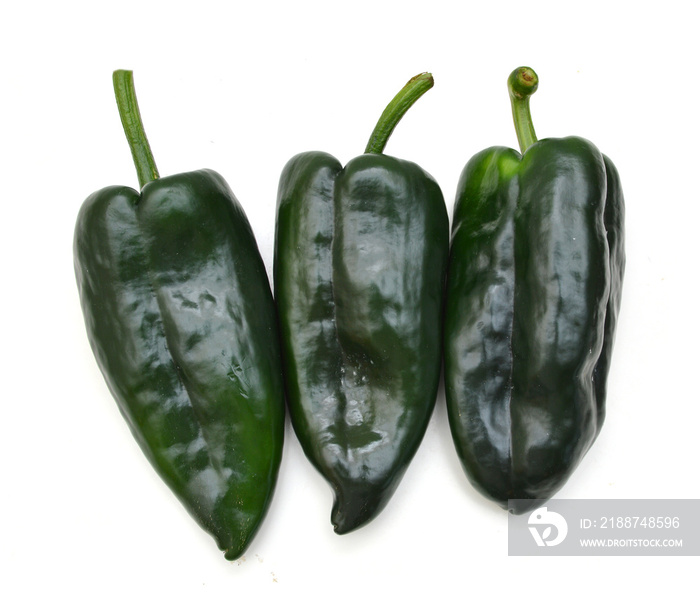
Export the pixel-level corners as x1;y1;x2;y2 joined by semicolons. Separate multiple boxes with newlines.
2;0;698;611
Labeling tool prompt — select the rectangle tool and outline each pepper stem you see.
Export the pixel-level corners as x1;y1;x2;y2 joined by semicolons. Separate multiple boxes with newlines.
508;66;539;154
113;70;160;189
364;72;434;155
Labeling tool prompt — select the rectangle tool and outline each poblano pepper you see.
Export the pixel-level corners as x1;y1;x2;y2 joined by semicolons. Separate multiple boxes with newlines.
74;70;285;559
444;67;625;513
274;73;449;533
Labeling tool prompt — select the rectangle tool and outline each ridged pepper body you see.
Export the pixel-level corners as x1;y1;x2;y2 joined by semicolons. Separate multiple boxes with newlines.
444;137;625;512
74;169;285;559
274;152;449;532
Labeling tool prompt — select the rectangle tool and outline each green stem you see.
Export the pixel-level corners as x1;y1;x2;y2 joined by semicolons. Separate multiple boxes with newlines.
364;72;434;155
508;66;539;154
113;70;159;189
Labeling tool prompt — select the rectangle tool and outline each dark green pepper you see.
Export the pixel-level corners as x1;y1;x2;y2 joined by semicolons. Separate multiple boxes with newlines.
274;74;449;533
444;67;625;513
74;71;285;559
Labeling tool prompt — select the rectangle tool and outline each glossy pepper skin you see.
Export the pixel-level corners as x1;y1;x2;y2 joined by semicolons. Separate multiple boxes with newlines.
274;74;449;533
74;71;285;559
444;68;625;513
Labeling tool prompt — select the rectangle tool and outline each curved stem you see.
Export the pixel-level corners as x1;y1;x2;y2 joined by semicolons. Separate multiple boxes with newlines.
364;72;434;155
113;70;159;189
508;66;539;154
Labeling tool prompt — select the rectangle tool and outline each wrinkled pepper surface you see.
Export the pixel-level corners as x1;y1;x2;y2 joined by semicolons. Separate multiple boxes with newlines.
444;67;625;513
74;70;285;559
274;73;449;533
